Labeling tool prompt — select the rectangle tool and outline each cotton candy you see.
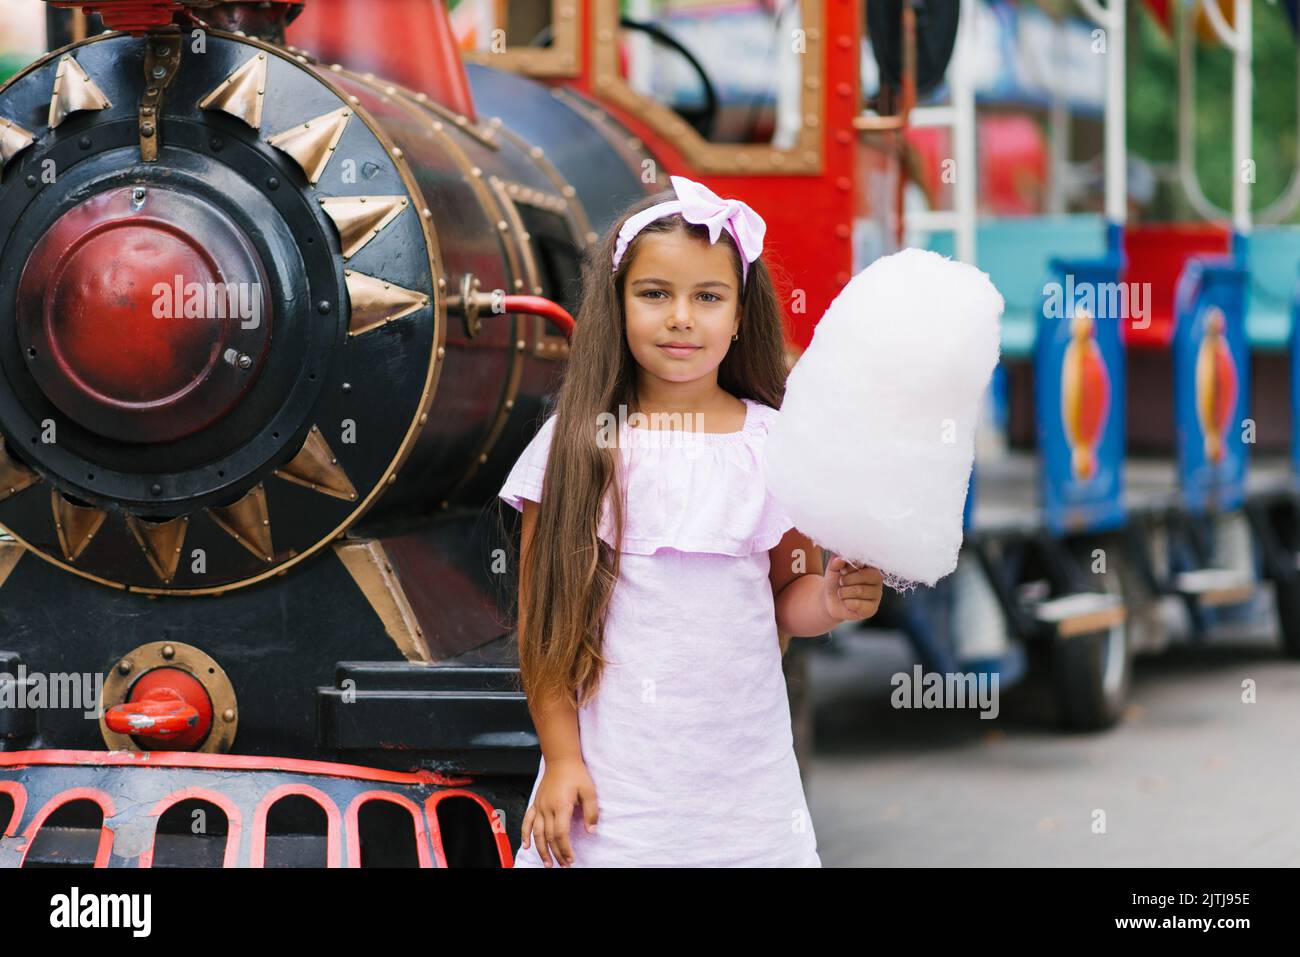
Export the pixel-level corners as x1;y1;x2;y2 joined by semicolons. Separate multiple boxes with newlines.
762;247;1003;590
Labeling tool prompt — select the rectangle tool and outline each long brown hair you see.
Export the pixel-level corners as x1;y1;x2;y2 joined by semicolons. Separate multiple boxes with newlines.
513;188;789;710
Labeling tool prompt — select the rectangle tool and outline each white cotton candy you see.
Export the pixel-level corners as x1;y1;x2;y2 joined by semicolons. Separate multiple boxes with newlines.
762;247;1004;590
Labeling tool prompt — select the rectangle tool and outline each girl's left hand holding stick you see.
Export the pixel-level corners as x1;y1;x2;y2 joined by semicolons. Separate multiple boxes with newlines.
822;556;884;622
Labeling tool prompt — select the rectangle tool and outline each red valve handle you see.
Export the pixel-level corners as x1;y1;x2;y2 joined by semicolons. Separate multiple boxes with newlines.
105;687;200;737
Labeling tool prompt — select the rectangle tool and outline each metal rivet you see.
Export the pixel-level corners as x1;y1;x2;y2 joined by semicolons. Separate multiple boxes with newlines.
318;300;332;314
161;645;175;659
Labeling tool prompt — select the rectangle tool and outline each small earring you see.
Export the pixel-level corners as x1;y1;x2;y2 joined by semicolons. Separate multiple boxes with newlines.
731;332;739;341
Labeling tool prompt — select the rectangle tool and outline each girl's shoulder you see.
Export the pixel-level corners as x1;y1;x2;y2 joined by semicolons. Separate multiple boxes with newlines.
741;397;780;434
497;411;558;512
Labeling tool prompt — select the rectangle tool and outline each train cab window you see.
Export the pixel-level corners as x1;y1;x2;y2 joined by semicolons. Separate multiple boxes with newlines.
457;0;582;78
593;0;824;174
458;1;823;173
615;0;804;145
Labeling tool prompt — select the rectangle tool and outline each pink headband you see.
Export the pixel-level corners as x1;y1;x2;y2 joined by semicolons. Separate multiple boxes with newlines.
611;175;767;285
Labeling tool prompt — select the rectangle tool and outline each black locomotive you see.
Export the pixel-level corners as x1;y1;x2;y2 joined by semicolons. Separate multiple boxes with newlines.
0;0;662;867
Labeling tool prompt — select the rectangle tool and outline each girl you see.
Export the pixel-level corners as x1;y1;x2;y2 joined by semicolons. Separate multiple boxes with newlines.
498;175;884;868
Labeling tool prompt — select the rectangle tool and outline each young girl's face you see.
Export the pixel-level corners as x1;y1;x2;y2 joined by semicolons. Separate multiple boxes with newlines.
621;227;740;388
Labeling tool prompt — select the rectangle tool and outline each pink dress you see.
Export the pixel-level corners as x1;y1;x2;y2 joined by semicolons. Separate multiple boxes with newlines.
498;397;821;867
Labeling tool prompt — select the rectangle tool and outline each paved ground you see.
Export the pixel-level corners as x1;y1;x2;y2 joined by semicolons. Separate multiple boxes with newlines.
805;623;1300;866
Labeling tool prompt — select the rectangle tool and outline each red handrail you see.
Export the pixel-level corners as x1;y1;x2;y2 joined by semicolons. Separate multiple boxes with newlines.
502;295;576;338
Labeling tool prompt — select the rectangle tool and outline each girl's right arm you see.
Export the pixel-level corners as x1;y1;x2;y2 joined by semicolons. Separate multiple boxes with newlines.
517;498;600;868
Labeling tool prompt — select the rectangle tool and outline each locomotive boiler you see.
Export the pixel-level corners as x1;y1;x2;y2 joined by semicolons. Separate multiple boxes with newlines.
0;0;663;866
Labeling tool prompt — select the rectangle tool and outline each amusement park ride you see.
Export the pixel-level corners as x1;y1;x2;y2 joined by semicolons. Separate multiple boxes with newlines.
0;0;1296;868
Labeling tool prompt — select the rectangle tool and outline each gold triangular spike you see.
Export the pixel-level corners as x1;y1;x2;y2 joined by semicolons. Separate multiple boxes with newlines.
273;425;358;501
266;106;350;185
344;269;428;335
48;55;112;129
198;52;268;130
208;484;274;562
0;438;41;502
51;490;106;561
0;117;36;171
319;195;408;258
125;514;189;583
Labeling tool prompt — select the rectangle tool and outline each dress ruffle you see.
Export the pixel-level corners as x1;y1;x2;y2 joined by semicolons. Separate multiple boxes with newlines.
497;398;796;557
598;399;795;556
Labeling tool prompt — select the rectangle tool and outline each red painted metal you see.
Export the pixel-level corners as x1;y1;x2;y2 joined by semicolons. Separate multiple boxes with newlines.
47;0;183;33
344;790;432;867
18;786;115;867
105;667;213;749
138;785;243;867
47;0;305;35
0;781;26;838
423;788;514;868
105;688;200;738
250;783;342;867
0;750;474;787
503;295;575;338
15;186;272;443
287;0;477;121
2;756;512;867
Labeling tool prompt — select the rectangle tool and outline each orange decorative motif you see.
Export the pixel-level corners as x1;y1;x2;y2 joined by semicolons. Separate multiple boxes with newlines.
1061;307;1111;480
1194;307;1238;464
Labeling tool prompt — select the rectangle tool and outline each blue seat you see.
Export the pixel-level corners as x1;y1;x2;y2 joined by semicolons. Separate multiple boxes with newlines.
926;215;1108;358
1243;226;1300;351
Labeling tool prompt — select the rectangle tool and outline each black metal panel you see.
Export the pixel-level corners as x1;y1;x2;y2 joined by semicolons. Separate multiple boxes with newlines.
0;544;402;758
464;61;651;230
